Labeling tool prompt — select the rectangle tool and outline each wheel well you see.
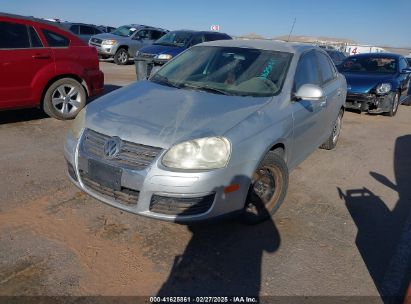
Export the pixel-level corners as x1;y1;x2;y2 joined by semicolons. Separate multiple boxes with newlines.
269;143;285;159
40;74;88;109
117;45;129;52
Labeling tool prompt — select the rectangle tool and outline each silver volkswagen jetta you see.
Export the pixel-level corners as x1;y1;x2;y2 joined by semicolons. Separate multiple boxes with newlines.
65;40;346;223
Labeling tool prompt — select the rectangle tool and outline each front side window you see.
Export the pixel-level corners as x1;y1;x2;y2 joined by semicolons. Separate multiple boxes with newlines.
0;21;30;49
69;25;80;35
399;58;408;71
42;29;70;47
294;51;320;92
151;46;293;97
189;35;204;46
340;56;398;73
150;30;164;40
153;31;193;47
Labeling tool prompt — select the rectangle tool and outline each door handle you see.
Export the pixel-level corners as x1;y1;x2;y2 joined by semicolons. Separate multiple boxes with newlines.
32;54;51;59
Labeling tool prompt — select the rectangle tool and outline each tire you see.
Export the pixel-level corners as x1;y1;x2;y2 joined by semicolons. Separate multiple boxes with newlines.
242;152;289;224
383;92;400;117
43;78;86;120
320;109;343;150
114;48;129;65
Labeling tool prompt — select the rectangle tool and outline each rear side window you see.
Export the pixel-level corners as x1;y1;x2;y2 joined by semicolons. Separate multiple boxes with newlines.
294;51;320;91
69;25;80;34
29;27;43;48
80;25;94;35
0;21;30;49
317;52;335;84
42;29;70;47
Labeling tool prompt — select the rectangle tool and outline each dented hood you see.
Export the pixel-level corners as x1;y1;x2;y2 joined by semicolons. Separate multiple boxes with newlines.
85;81;271;148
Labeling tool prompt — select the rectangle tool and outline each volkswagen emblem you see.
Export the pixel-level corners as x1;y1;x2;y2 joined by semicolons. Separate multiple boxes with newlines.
103;137;121;159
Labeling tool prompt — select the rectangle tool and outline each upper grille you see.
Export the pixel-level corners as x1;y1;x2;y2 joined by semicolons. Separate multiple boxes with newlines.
81;129;162;170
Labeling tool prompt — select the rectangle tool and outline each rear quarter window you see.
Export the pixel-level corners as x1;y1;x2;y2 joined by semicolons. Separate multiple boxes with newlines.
41;29;70;47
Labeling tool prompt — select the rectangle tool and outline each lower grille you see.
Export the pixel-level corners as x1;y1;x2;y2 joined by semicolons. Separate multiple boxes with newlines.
80;171;139;206
149;194;215;216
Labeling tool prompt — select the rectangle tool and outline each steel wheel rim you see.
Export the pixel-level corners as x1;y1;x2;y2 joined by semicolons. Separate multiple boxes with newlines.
118;51;127;63
246;165;283;215
51;84;81;116
332;114;342;144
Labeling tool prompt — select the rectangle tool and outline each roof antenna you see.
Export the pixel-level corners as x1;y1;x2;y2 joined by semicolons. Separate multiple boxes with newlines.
287;18;296;42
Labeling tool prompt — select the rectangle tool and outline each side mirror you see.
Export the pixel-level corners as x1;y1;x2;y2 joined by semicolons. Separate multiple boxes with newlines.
401;68;411;74
294;84;324;101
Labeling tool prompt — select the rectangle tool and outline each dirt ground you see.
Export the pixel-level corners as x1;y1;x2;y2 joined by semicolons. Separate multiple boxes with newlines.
0;62;410;300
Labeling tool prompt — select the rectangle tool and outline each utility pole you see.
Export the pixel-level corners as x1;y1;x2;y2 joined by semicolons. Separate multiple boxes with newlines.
287;18;296;42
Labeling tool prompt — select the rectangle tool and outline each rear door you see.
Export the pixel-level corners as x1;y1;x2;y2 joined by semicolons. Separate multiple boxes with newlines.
0;20;53;109
79;25;96;43
291;50;327;165
316;51;342;135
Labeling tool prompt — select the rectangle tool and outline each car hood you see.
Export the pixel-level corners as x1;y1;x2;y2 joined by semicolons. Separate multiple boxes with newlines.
85;81;271;149
139;44;185;57
92;32;128;41
342;72;396;94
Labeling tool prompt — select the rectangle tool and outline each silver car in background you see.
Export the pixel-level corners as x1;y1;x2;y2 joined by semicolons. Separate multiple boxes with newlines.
89;24;168;65
65;40;347;224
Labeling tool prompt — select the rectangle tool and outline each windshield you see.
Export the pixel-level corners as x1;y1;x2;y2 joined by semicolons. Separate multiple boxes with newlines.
340;56;397;73
151;46;293;97
154;31;193;47
111;25;138;37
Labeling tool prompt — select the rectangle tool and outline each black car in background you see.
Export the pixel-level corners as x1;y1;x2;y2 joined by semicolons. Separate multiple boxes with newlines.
134;30;232;80
325;49;347;66
59;22;107;43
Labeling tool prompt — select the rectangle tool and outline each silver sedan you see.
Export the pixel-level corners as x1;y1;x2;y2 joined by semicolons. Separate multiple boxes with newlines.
64;39;346;224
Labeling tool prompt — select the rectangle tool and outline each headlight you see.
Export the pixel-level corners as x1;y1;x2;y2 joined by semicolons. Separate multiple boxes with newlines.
70;107;86;139
162;137;231;170
375;83;391;95
102;39;117;46
156;54;173;60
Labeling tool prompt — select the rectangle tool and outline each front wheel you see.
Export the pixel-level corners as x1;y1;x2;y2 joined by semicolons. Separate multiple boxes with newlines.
383;92;399;117
320;109;343;150
43;78;86;120
242;152;289;224
114;48;129;65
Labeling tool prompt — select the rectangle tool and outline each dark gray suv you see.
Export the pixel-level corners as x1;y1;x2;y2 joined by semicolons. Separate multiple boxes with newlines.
89;24;168;65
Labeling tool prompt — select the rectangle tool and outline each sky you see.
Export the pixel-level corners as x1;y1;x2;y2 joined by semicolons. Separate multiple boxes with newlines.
1;0;410;47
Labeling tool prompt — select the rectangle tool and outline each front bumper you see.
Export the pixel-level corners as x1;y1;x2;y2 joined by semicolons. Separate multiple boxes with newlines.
345;92;392;113
64;130;252;222
89;43;118;57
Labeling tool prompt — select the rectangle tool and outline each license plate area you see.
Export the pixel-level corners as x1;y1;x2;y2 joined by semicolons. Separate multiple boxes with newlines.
88;159;122;191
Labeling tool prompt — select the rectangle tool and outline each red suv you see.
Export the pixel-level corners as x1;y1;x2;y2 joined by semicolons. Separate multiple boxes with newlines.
0;13;104;120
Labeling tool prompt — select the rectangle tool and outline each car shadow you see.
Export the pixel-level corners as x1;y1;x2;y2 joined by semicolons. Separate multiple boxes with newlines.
338;135;411;303
0;84;122;125
157;177;281;298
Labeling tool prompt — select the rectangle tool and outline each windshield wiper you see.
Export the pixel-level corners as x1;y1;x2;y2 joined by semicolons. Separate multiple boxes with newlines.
182;84;230;95
151;74;181;89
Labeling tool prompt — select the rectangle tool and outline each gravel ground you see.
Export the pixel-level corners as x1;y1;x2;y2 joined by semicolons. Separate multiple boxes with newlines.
0;62;410;301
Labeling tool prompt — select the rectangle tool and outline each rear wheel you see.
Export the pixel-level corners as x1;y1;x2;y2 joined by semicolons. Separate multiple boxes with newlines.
242;152;289;224
384;92;399;117
114;48;129;65
43;78;86;120
320;109;343;150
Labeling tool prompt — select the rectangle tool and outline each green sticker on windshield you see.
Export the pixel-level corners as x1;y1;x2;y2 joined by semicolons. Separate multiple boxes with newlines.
259;59;277;79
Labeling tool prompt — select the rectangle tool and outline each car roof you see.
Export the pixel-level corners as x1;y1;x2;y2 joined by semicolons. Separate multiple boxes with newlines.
169;30;230;36
121;24;168;32
0;12;62;27
348;53;402;59
197;39;318;55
